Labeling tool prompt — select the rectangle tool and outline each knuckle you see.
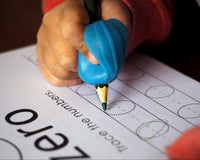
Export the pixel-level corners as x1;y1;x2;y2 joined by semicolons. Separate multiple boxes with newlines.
59;54;78;71
42;13;51;26
60;9;88;35
37;25;44;40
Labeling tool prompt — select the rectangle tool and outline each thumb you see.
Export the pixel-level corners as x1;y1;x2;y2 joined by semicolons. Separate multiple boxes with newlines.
62;20;99;65
101;0;131;34
75;35;99;65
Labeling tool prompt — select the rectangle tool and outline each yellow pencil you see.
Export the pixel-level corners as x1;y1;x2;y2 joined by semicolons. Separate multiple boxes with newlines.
95;84;108;110
84;0;108;110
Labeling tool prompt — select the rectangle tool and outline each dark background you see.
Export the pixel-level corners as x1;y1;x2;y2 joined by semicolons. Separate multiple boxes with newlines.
0;0;199;81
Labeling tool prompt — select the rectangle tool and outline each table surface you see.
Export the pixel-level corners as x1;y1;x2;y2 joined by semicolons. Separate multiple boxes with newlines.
0;0;199;82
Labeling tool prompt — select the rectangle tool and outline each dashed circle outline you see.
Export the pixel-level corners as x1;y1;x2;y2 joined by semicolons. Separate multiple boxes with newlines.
106;100;136;116
76;84;97;96
117;66;145;81
177;103;200;119
145;84;175;99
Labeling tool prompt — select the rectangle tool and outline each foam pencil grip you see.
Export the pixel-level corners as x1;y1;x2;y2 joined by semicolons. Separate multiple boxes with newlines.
78;19;128;85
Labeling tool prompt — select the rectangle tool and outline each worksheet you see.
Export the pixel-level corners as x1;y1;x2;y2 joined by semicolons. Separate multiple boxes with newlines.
0;45;199;159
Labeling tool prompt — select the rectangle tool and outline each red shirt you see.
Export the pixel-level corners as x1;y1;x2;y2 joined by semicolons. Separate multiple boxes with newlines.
41;0;173;54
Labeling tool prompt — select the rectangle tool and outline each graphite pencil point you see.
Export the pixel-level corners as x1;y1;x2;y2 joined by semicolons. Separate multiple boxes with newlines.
102;103;107;111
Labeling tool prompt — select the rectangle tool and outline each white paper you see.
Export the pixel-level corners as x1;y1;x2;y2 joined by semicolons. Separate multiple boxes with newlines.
0;45;199;160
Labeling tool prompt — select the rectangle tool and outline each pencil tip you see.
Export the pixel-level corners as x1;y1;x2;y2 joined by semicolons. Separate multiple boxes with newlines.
102;103;107;111
95;84;108;111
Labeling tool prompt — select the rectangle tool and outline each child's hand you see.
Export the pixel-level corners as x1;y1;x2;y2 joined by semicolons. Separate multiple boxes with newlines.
36;0;130;86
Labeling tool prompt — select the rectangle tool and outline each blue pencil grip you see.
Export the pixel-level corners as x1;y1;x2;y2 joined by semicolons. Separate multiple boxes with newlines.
78;19;128;85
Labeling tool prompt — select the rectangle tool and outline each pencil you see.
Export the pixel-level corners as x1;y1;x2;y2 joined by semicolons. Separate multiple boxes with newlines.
84;0;101;23
95;84;108;110
84;0;108;110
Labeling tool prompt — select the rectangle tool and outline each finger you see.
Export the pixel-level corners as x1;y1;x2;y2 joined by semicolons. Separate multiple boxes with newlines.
46;26;79;72
76;39;99;65
101;0;131;34
36;24;82;86
36;40;82;86
42;43;80;81
59;0;99;65
42;6;79;72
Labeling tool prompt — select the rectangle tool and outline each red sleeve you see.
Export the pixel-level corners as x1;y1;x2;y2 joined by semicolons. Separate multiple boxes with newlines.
42;0;174;54
165;127;200;160
42;0;65;14
121;0;173;54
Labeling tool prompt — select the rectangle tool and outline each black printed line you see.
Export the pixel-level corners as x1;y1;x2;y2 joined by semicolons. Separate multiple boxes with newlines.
67;87;166;155
118;78;196;127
